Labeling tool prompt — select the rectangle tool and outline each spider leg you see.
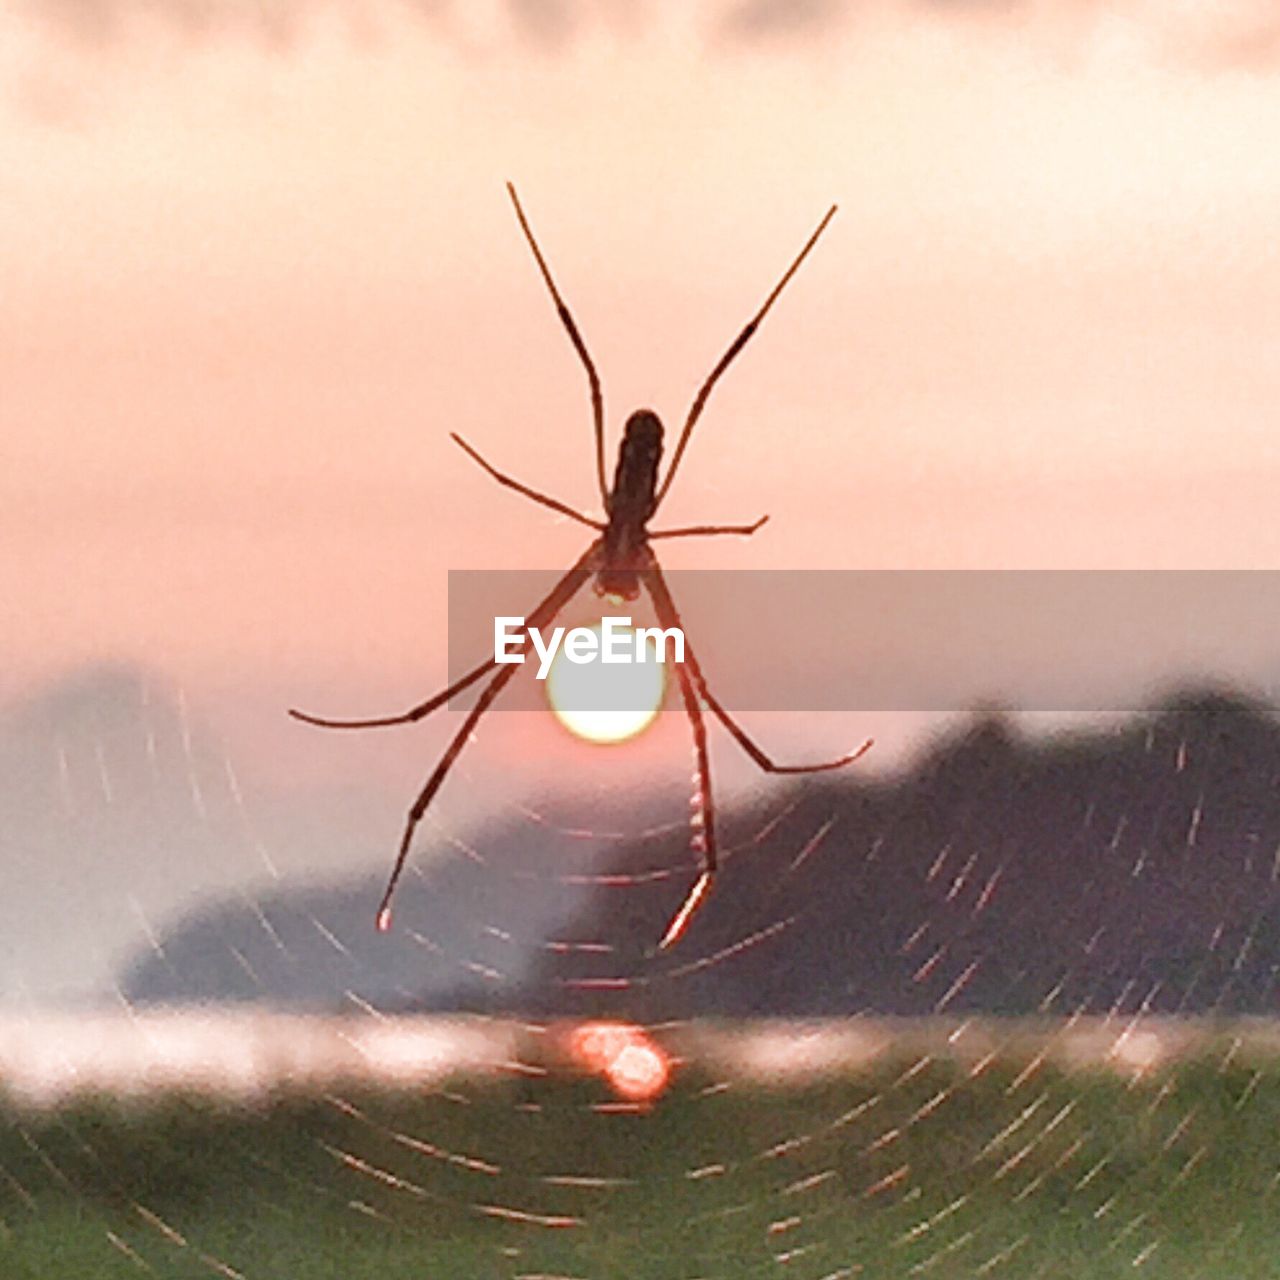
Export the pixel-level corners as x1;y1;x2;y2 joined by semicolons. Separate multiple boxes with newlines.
376;539;603;932
290;541;604;732
699;681;873;773
506;182;609;508
642;551;871;947
289;657;495;729
649;516;769;539
652;205;838;514
641;552;716;950
452;433;604;530
642;553;870;776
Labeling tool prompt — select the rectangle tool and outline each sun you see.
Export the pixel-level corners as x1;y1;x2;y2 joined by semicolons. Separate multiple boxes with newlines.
544;621;667;744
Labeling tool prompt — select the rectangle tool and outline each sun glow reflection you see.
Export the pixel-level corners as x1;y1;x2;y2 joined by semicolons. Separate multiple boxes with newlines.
564;1021;672;1102
544;621;667;744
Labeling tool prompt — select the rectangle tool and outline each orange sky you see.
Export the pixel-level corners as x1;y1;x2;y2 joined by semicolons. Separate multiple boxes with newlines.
5;2;1280;768
7;0;1280;1000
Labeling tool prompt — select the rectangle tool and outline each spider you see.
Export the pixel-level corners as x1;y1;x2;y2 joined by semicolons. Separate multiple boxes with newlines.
290;184;871;949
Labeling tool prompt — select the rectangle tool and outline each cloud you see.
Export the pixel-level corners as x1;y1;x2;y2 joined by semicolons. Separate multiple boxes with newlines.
718;0;848;43
505;0;578;51
20;0;308;53
12;0;1280;70
13;0;595;56
713;0;1280;72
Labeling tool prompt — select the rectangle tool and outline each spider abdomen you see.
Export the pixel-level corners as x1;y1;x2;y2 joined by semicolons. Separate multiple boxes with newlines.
607;409;664;527
598;409;664;601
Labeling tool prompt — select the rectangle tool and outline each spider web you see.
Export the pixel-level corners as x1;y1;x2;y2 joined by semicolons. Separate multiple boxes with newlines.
2;668;1279;1279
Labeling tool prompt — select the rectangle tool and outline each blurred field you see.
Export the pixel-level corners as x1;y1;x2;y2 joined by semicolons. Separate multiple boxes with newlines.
7;1011;1280;1104
2;1020;1279;1278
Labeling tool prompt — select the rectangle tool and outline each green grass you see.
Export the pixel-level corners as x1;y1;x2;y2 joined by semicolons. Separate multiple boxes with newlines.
2;1058;1277;1278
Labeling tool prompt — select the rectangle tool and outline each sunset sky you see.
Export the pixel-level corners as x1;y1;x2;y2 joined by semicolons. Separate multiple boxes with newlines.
5;2;1280;996
8;2;1280;703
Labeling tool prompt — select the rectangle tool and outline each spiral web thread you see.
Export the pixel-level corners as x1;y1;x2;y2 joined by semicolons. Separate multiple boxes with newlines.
1;674;1278;1278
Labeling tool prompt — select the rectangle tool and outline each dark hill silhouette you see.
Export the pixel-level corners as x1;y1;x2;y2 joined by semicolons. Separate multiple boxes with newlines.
503;689;1280;1019
1;663;259;1002
1;661;400;1003
119;793;681;1010
121;689;1280;1018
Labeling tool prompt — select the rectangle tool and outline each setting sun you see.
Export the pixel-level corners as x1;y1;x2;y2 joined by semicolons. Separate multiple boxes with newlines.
544;621;667;745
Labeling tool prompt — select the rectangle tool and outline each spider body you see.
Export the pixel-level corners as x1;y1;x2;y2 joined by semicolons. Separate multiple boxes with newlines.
598;409;664;602
291;185;870;949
